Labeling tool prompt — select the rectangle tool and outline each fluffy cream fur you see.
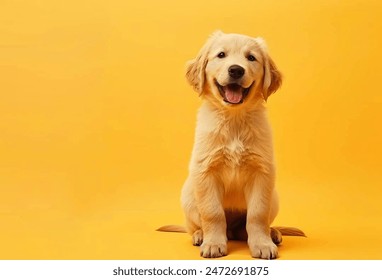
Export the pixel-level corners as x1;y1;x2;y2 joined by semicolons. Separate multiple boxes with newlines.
158;31;304;259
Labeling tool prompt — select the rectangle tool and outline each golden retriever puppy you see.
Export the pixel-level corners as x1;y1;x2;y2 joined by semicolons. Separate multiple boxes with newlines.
158;31;304;259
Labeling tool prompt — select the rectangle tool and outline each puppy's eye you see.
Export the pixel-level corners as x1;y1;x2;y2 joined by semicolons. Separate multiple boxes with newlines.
247;55;256;61
217;52;226;58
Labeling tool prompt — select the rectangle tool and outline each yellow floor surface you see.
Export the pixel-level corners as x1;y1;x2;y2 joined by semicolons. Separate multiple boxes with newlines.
1;0;382;259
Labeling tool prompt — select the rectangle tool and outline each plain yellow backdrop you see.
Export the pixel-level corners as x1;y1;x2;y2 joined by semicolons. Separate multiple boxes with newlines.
1;0;382;259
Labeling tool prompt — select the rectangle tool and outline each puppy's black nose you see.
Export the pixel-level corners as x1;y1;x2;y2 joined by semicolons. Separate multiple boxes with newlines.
228;65;245;79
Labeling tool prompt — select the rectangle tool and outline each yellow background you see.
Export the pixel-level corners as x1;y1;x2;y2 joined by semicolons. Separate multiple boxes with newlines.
1;0;382;259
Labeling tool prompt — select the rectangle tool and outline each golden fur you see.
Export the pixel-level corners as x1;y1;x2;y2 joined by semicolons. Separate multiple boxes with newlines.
158;31;304;259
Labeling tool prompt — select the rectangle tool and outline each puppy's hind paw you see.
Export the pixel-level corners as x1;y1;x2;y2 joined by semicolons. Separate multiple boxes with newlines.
192;229;203;246
271;227;283;245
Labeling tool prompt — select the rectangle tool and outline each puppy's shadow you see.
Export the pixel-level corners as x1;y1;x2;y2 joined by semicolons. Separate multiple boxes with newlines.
227;240;250;256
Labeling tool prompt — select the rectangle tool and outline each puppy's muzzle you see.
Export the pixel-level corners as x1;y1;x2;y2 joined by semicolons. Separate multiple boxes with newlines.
228;65;245;79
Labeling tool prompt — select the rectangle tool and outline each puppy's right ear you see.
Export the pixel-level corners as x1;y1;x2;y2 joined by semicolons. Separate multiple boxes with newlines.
186;31;223;94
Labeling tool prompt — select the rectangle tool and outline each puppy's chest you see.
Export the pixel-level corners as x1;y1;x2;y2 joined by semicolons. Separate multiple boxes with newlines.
210;135;259;192
208;133;259;169
221;137;249;167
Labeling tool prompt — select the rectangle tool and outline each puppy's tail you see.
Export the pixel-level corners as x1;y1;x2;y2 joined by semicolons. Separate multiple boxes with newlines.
272;226;306;237
156;225;306;237
156;225;187;233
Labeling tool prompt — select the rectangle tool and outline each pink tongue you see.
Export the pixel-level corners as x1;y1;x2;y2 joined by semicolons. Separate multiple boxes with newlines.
225;87;243;104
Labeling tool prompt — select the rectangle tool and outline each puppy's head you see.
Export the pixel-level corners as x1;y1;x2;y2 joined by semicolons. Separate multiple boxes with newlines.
186;31;282;106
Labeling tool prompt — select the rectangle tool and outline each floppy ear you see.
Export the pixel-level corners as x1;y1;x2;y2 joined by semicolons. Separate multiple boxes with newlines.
256;38;282;100
186;31;223;94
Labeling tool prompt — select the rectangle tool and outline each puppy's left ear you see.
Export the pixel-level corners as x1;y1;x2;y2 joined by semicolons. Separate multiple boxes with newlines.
256;38;282;101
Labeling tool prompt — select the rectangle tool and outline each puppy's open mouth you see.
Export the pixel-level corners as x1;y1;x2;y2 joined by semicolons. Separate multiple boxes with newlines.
215;81;252;104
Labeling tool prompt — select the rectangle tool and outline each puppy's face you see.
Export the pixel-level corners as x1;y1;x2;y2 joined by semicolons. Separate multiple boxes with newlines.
206;34;264;105
186;31;282;107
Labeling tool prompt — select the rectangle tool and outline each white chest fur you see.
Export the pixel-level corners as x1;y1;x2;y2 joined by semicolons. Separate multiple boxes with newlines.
224;137;245;166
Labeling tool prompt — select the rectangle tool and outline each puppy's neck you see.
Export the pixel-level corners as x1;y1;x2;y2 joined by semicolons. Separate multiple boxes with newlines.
202;98;266;121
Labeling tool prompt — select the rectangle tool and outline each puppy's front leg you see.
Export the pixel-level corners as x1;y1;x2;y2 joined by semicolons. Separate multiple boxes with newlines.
195;174;227;258
245;172;278;259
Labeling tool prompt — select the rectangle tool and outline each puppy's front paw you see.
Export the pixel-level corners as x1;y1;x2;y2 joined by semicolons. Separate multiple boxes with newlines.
200;242;227;258
249;238;278;259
